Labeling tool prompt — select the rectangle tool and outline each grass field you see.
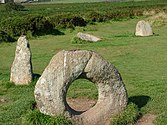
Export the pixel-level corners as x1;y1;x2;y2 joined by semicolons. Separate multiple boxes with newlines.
1;16;167;124
21;0;153;4
1;0;167;124
35;0;106;4
8;0;151;4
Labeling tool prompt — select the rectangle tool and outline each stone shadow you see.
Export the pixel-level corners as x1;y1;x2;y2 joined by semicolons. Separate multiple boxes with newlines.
128;95;151;109
33;73;41;81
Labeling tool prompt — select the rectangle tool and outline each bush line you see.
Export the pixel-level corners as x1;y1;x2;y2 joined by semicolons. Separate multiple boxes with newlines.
0;1;167;42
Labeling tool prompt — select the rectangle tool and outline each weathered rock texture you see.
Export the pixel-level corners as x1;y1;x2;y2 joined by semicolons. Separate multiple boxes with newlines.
77;32;101;42
10;36;33;85
34;50;128;125
135;20;153;36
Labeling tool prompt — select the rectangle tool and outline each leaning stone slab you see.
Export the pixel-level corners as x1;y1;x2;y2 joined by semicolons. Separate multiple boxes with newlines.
10;36;33;85
135;20;153;36
77;32;101;42
34;50;128;125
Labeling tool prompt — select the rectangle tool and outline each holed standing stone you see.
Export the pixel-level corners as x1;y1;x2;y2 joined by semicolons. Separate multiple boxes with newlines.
34;50;128;125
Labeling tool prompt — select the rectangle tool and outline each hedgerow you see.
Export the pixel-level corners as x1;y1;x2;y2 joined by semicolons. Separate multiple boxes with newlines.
0;15;54;37
50;14;87;29
0;30;15;43
0;0;167;39
5;2;25;12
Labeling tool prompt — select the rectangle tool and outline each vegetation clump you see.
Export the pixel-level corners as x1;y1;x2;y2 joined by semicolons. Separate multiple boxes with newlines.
111;103;141;125
5;1;25;12
0;30;15;43
50;14;87;29
71;36;90;44
22;109;72;125
0;15;54;37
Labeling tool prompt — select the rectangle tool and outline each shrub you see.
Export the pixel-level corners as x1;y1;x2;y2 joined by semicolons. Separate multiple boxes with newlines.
0;30;15;43
0;15;55;37
5;1;25;12
21;109;72;125
86;12;108;22
111;103;141;125
70;16;87;27
71;36;90;44
50;14;87;29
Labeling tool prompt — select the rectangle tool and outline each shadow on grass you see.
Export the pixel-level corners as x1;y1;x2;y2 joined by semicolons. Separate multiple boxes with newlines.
35;29;65;36
33;73;41;81
129;95;151;109
49;29;65;35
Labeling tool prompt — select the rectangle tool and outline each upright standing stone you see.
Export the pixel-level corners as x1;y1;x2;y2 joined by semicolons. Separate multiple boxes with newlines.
10;36;33;85
135;20;153;36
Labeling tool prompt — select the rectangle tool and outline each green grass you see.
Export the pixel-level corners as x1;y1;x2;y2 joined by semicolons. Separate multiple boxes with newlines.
1;14;167;125
71;36;96;44
67;79;98;99
111;102;141;125
21;110;72;125
0;78;36;125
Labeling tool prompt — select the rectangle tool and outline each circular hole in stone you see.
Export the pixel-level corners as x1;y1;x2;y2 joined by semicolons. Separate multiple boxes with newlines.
66;79;98;112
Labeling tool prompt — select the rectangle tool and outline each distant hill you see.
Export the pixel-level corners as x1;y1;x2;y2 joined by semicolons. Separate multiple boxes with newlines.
14;0;125;4
13;0;148;4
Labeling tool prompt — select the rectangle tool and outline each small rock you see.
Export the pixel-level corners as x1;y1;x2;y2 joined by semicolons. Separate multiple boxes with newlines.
0;99;6;102
77;32;101;42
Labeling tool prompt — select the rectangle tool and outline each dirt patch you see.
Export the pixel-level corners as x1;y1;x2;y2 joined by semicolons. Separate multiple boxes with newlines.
67;98;156;125
135;114;157;125
67;98;96;112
